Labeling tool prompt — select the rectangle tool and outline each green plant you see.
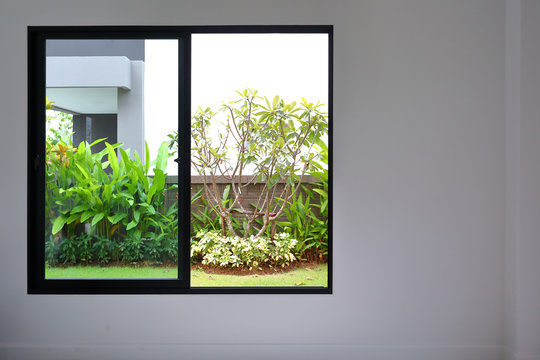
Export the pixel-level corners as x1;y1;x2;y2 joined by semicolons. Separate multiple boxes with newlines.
190;187;244;236
45;100;73;146
275;185;327;260
189;89;328;240
45;130;178;264
306;139;329;258
46;111;73;145
45;235;60;265
191;230;297;269
92;235;112;263
269;138;328;260
120;231;145;262
58;236;78;264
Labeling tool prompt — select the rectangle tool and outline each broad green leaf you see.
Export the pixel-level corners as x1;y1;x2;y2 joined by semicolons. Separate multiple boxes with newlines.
71;204;89;213
80;211;94;223
222;184;230;205
102;184;112;201
126;220;138;231
118;147;130;173
91;213;105;226
105;142;119;178
134;210;141;223
155;142;169;172
312;188;328;198
273;95;279;108
144;141;150;174
321;200;328;214
108;213;127;225
77;141;86;160
75;163;90;179
89;137;107;148
66;213;80;224
51;215;68;235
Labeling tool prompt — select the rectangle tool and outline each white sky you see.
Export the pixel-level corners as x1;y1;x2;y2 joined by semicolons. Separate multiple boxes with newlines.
144;34;328;175
144;40;178;172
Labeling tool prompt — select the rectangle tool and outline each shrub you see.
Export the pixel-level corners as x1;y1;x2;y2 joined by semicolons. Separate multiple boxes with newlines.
191;230;297;269
188;89;328;240
45;137;178;265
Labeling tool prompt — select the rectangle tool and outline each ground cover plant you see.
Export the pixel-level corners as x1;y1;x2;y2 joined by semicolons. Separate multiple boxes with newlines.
191;231;297;269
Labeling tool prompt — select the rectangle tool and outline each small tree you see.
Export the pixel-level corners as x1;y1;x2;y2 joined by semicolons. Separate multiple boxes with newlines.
190;89;328;239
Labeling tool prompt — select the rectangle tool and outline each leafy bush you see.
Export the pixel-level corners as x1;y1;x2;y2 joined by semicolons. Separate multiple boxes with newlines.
190;187;244;236
274;185;326;260
191;230;297;269
275;139;329;260
45;135;178;265
188;89;328;239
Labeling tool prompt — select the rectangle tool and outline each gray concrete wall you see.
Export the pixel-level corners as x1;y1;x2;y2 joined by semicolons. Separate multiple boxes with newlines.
73;114;118;154
46;39;144;60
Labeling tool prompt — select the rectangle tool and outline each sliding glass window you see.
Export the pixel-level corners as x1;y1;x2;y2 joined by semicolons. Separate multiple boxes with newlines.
28;26;332;294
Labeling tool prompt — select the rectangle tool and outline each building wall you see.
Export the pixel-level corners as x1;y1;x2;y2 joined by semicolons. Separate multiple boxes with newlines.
46;39;145;61
1;0;534;359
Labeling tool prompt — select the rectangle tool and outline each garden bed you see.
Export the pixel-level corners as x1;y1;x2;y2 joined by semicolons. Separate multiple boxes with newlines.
193;260;326;276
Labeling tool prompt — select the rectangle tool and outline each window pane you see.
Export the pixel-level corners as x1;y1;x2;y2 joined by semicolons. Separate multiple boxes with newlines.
189;34;329;287
44;39;180;279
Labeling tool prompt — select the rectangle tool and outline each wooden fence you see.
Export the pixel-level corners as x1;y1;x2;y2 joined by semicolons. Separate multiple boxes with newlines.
164;175;324;226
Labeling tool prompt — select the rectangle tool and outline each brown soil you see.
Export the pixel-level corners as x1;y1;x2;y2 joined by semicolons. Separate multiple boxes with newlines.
191;260;325;276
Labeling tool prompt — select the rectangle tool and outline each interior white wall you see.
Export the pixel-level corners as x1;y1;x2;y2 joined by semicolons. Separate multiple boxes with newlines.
504;1;540;360
2;0;537;359
513;0;540;358
504;0;520;357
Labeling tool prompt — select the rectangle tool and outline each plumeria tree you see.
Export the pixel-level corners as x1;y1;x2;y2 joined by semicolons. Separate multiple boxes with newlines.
190;89;328;240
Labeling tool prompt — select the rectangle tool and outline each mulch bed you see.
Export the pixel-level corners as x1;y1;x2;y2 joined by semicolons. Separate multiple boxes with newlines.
52;260;327;276
191;260;325;276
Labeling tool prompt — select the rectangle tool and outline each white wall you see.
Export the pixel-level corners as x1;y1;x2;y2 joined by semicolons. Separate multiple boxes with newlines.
517;3;540;357
2;0;538;359
504;1;540;359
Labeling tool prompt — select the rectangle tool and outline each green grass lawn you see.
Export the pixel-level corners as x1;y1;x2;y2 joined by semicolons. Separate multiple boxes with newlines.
45;264;328;287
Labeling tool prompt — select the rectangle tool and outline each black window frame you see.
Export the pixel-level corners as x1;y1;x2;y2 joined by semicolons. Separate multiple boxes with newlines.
28;25;333;294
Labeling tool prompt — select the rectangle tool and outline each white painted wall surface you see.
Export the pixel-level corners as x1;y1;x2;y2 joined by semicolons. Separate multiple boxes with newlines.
46;56;132;89
504;1;540;359
2;0;539;359
514;0;540;358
